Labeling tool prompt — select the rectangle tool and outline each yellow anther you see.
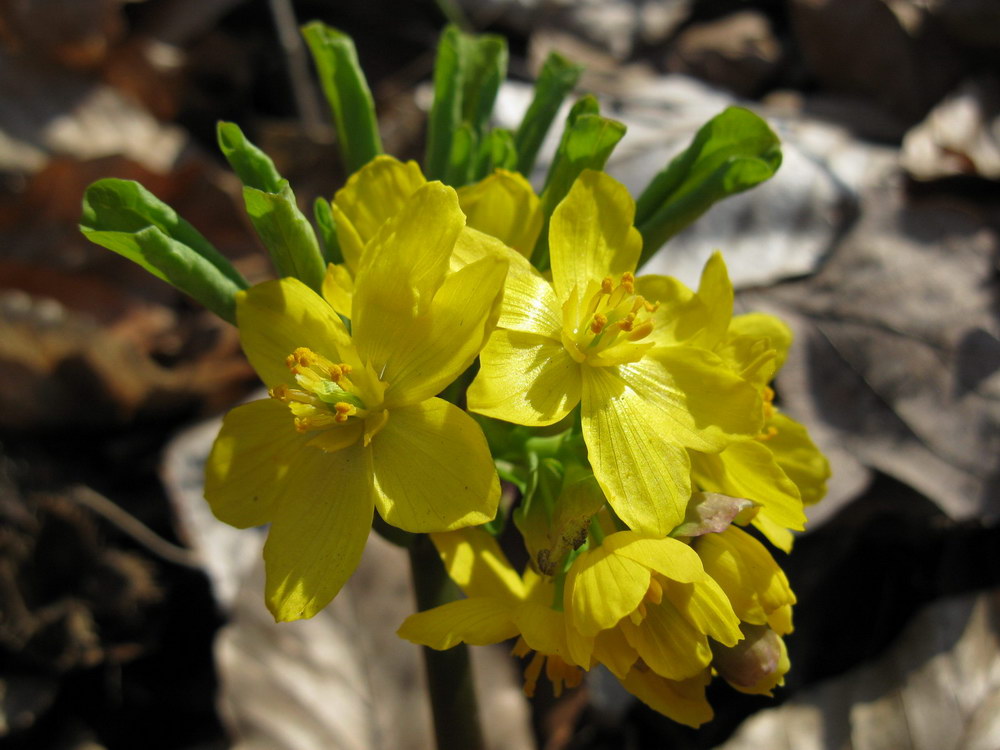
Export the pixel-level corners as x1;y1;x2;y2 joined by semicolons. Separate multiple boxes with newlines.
761;385;776;422
590;313;608;334
644;300;659;313
756;425;779;442
333;401;357;423
601;276;614;294
268;384;289;401
293;417;309;433
627;321;654;342
617;312;636;332
620;272;635;293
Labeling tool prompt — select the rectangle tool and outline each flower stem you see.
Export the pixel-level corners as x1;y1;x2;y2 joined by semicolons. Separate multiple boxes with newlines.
408;535;485;750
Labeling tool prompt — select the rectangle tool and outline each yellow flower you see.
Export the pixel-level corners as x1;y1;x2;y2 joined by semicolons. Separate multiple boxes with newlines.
467;170;764;535
563;531;742;681
323;155;542;316
676;270;830;550
205;182;508;621
397;528;584;698
695;525;796;695
399;527;723;727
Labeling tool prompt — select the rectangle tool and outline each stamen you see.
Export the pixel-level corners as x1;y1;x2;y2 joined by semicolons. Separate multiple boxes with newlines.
620;272;635;293
334;402;357;423
590;313;608;334
617;312;636;332
600;276;614;294
522;652;545;698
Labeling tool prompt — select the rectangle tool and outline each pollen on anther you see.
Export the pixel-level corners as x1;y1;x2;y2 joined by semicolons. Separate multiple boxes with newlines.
334;401;357;423
600;276;614;294
617;312;636;332
590;313;608;334
620;272;635;293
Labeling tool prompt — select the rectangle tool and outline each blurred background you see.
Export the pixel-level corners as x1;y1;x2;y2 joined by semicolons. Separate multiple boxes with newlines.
1;1;999;748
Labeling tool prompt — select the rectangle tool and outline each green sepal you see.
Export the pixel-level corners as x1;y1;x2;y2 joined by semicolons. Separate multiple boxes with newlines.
80;178;248;323
513;51;583;177
635;106;782;267
424;25;508;183
531;96;626;270
313;196;342;265
217;122;327;292
301;21;383;173
444;122;477;187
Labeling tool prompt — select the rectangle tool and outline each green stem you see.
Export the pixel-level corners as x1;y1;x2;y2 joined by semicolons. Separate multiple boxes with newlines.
408;536;485;750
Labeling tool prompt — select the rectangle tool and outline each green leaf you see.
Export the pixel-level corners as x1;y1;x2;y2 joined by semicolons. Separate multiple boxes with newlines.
217;121;283;193
217;122;327;292
635;106;782;267
513;51;583;176
531;96;626;269
80;179;247;323
424;25;508;183
313;196;342;265
301;22;382;173
243;184;326;292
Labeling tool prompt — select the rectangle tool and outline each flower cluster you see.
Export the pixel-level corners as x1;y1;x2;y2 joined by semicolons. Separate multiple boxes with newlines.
81;26;827;723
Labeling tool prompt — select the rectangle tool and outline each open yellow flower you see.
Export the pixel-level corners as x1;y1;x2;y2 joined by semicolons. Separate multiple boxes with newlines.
467;170;764;535
323;155;542;316
397;528;584;698
205;182;508;621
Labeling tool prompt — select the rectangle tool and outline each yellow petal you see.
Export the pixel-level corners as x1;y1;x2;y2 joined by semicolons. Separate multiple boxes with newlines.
637;274;711;347
331;155;426;271
379;254;508;408
592;627;638;680
692;439;807;539
752;513;796;554
321;262;355;318
397;597;519;649
549;170;641;304
351;182;464;369
370;398;499;532
453;227;563;337
204;398;307;528
262;440;374;620
430;528;527;602
693;251;733;349
768;412;830;506
565;540;652;637
695;526;796;628
581;365;694;535
663;579;742;647
513;602;571;660
640;346;765;451
237;278;357;390
457;169;543;256
468;329;583;426
621;669;714;728
618;601;713;681
608;534;706;584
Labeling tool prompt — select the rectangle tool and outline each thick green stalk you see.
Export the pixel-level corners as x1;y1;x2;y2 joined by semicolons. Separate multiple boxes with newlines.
408;536;485;750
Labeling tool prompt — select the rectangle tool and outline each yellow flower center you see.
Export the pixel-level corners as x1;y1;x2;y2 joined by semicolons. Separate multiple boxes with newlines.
561;272;658;365
269;346;369;434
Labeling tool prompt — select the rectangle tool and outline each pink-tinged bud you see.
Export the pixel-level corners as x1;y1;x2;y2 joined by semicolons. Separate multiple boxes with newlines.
710;624;789;696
